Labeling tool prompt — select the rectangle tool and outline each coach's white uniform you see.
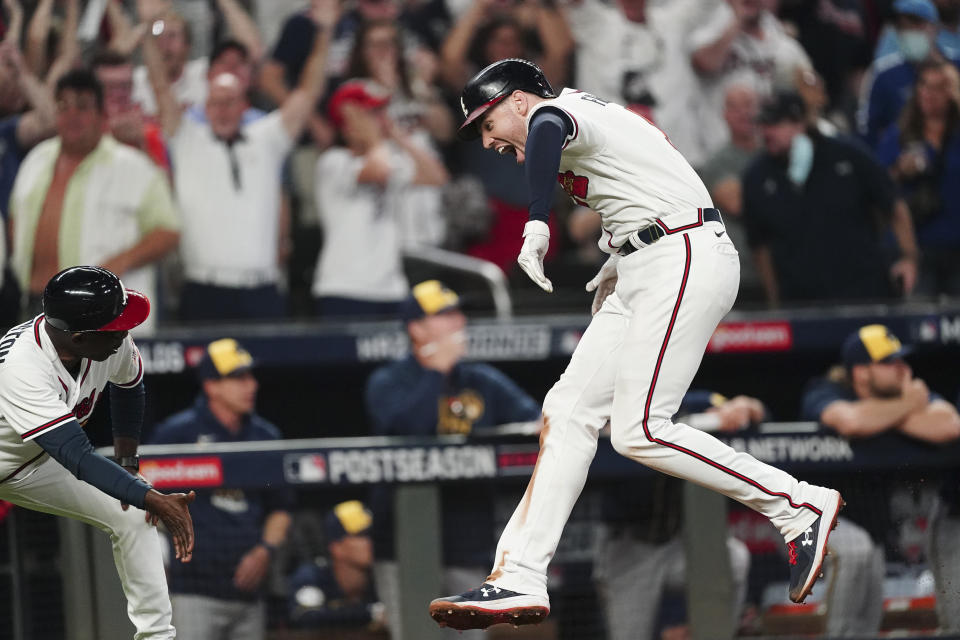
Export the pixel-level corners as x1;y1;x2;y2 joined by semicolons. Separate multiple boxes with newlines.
487;89;834;597
0;316;175;639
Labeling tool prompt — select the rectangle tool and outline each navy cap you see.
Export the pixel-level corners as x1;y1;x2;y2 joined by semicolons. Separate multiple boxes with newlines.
325;500;373;542
842;325;912;368
196;338;254;380
893;0;938;23
400;280;461;323
756;90;807;125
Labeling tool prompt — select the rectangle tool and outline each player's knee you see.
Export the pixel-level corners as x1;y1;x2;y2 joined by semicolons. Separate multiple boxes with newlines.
609;428;641;458
541;387;572;423
109;506;151;537
609;416;667;457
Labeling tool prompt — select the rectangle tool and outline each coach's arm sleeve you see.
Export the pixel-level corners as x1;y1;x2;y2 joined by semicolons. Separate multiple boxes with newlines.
110;381;145;441
525;108;573;223
34;420;151;509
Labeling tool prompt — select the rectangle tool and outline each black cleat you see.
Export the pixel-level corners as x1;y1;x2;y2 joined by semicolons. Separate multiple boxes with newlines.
428;583;550;630
788;490;844;603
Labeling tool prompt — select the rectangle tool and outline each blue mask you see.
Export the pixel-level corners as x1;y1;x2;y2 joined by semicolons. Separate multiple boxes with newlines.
898;30;932;62
787;133;814;186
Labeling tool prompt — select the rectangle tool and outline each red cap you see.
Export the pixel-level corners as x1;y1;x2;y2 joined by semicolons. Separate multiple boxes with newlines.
327;79;391;129
97;290;151;331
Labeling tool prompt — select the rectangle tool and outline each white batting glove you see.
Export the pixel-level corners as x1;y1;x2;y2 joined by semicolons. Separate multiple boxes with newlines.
585;254;620;315
518;220;553;293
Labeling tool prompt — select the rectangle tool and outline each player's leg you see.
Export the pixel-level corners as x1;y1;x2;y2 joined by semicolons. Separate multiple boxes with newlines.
0;459;174;639
594;530;672;640
821;518;884;636
429;294;628;629
170;594;228;640
225;599;266;640
609;226;842;602
928;497;960;632
727;536;751;629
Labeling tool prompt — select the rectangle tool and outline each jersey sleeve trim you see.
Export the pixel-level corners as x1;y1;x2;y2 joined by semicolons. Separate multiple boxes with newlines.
113;354;144;388
21;413;76;441
555;107;578;149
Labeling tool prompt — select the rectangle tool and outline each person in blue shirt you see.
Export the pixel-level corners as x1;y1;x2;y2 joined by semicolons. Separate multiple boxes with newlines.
875;59;960;296
287;500;385;630
149;338;295;640
858;0;960;148
364;280;541;637
875;0;960;60
801;324;960;637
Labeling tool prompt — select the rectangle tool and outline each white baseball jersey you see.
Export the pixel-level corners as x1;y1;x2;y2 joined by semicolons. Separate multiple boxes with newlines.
527;88;713;252
0;316;144;482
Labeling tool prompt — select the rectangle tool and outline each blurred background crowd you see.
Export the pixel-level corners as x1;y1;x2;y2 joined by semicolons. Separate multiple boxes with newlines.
3;0;960;639
3;0;960;331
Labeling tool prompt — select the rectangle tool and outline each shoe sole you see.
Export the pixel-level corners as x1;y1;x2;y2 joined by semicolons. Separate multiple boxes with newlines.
789;490;845;604
428;602;550;630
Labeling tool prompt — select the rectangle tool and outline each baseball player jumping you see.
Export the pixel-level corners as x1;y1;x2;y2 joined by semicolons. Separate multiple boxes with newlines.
429;59;844;631
0;266;195;639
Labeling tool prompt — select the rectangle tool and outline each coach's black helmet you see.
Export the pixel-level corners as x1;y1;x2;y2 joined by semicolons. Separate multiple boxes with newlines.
43;266;150;332
458;58;555;140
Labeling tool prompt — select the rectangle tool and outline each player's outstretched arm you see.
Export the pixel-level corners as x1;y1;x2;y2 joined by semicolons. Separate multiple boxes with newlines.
144;489;196;562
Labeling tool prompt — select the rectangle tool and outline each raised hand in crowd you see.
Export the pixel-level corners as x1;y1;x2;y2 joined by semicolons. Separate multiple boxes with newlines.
1;0;23;49
308;0;340;30
0;40;56;147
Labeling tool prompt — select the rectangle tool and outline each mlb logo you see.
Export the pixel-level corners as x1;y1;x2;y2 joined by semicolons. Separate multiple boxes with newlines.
284;454;327;483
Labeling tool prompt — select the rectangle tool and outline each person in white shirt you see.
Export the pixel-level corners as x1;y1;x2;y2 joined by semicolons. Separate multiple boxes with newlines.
562;0;712;165
428;58;843;632
688;0;813;159
144;0;338;321
311;80;449;318
0;265;195;639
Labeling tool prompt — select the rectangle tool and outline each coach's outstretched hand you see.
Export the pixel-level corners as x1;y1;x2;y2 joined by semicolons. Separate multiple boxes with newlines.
518;220;553;292
145;489;196;562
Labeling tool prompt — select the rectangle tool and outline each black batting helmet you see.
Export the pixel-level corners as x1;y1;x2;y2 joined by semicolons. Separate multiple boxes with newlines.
43;266;150;332
458;58;555;140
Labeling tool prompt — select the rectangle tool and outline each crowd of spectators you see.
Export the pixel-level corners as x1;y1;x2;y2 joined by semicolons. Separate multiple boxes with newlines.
3;0;960;333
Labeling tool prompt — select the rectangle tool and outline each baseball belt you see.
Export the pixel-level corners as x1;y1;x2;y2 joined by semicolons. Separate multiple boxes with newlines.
619;208;724;256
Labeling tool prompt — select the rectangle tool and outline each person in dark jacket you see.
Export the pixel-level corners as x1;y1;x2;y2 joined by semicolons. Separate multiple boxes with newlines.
149;338;295;640
287;500;385;630
364;280;541;638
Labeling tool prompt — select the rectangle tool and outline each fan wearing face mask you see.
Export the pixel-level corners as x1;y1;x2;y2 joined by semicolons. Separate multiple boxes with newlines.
858;0;960;148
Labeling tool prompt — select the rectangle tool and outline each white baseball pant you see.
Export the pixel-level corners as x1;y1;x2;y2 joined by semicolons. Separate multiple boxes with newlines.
488;221;833;597
0;456;175;639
